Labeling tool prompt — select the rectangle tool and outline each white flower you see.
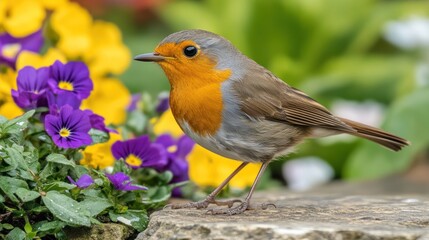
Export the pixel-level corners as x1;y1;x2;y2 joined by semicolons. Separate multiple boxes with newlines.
331;99;384;127
282;157;334;191
384;16;429;50
104;166;114;174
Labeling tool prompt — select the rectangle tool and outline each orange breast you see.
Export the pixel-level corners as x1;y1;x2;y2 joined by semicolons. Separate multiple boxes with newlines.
170;82;224;136
157;54;231;136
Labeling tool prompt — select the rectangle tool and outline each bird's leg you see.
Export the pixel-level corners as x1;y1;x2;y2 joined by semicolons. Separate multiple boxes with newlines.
166;162;249;209
207;161;272;215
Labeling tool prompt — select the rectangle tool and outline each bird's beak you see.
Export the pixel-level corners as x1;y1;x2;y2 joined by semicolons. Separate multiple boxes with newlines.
133;52;166;62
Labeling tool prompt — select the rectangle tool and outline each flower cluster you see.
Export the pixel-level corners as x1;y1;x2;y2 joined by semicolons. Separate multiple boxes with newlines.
0;0;262;238
0;0;131;125
0;1;156;237
10;61;114;149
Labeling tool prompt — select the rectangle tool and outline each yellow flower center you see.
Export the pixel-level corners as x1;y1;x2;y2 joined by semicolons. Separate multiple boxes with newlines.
2;43;21;59
58;81;74;91
59;128;71;138
167;145;177;153
125;154;142;167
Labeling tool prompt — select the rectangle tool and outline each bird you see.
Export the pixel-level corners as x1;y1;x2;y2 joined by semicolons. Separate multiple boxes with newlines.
134;29;409;215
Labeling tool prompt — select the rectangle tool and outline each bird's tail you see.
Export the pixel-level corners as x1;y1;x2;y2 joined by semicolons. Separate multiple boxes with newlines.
339;117;410;152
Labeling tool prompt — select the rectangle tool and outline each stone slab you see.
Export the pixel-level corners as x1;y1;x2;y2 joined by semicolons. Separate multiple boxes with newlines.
138;193;429;240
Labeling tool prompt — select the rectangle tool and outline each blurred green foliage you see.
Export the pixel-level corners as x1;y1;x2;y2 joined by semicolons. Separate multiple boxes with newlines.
122;0;429;180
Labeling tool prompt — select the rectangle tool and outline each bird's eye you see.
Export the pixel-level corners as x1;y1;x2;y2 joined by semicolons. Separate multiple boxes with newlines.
183;45;198;57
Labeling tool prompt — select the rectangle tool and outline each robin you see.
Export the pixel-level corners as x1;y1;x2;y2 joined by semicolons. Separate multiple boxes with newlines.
134;29;409;215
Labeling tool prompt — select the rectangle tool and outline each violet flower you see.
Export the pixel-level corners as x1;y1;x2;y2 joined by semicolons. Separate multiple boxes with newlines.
83;109;117;133
106;172;147;191
45;105;92;149
127;94;141;112
111;135;167;169
67;174;94;189
156;92;169;114
11;66;49;110
155;134;194;196
48;61;93;100
0;30;43;69
47;91;82;114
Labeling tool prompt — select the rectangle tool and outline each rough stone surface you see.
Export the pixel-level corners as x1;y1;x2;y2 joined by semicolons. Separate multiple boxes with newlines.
66;223;133;240
138;192;429;240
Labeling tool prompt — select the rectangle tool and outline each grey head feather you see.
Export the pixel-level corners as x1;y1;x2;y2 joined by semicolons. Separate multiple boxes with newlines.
160;29;249;80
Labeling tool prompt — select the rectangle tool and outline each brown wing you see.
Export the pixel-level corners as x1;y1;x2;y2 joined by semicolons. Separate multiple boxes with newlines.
233;68;355;133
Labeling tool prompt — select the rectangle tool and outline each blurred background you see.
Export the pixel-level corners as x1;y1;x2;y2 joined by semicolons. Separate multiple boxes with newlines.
74;0;429;192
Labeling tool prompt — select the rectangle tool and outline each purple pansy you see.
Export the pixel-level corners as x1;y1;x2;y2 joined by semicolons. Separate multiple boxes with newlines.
83;110;117;133
0;30;44;69
11;66;49;110
67;174;94;189
155;134;194;196
48;61;93;100
155;92;169;114
47;91;82;114
45;105;92;149
127;94;141;112
106;172;147;191
111;135;167;169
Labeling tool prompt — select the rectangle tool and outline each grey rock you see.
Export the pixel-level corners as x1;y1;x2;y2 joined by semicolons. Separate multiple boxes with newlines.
138;193;429;240
66;223;133;240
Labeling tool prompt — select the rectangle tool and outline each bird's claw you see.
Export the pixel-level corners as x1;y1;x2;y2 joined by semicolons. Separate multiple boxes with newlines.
207;201;249;215
165;198;243;210
206;201;276;215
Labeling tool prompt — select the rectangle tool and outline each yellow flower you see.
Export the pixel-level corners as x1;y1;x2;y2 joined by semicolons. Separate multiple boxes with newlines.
188;146;261;189
153;109;183;138
16;48;67;70
81;78;130;125
40;0;69;10
154;109;260;189
0;69;22;119
84;21;131;77
50;2;92;58
80;132;121;169
0;0;46;38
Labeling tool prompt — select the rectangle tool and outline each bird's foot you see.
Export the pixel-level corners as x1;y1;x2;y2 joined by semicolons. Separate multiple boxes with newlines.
207;201;277;215
165;197;242;210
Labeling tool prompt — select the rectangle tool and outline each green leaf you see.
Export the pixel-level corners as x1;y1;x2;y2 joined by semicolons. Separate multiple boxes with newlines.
127;111;147;133
89;129;109;145
344;89;429;179
34;220;66;232
144;186;171;204
159;170;173;184
81;189;103;198
109;210;148;231
2;223;14;230
46;153;76;167
42;191;91;227
5;227;26;240
0;115;7;124
0;194;4;202
39;162;54;180
15;188;40;202
74;165;90;177
43;181;76;192
24;221;32;233
2;110;35;134
0;176;28;202
5;145;28;170
79;196;113;217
